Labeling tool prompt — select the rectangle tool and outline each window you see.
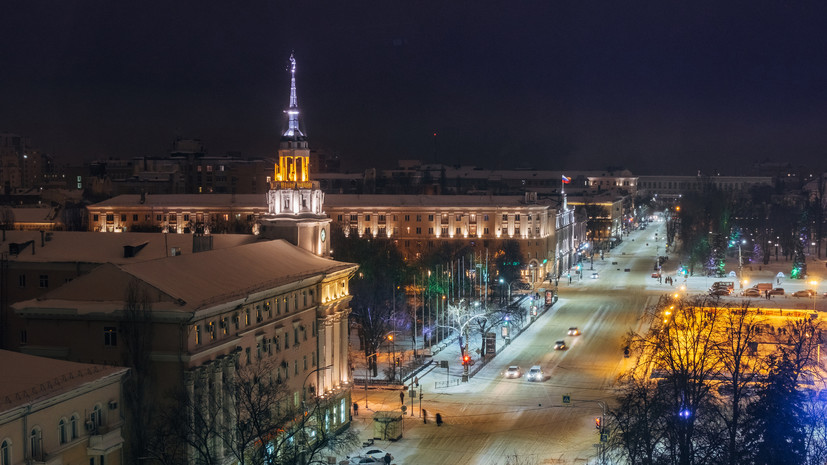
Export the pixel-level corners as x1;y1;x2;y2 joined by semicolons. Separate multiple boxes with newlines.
416;215;422;221
441;227;448;235
515;227;520;234
104;327;117;346
20;330;26;344
233;313;239;329
194;325;201;345
303;355;308;371
132;214;138;221
428;214;434;221
93;404;102;426
245;309;250;325
350;214;357;221
2;439;11;465
183;214;190;221
285;332;290;348
245;347;251;364
120;214;126;222
29;428;41;460
294;360;299;375
156;214;162;221
502;214;508;221
455;214;461;221
70;414;79;439
39;274;48;288
93;214;99;222
404;215;410;221
416;227;421;234
364;214;371;221
59;418;67;444
294;327;299;346
484;215;489;221
106;214;114;222
379;215;386;221
208;322;216;340
221;317;228;335
364;227;370;236
428;227;433;234
18;275;25;287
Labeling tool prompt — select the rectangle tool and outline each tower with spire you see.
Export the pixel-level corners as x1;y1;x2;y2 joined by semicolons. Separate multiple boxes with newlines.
259;53;331;257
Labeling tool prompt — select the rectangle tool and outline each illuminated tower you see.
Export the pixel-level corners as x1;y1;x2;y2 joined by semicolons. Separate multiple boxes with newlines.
260;53;331;257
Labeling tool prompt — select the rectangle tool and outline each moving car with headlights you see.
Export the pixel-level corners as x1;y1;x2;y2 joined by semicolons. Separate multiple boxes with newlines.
554;340;567;350
768;288;785;296
503;365;521;378
567;327;581;336
526;365;544;381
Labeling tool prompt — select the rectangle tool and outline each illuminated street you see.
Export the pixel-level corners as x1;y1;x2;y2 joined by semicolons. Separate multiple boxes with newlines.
346;222;667;464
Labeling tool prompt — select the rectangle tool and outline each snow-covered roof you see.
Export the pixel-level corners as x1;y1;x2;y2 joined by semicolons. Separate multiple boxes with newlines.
325;194;552;208
8;207;59;223
15;240;357;315
90;194;267;209
0;350;127;412
2;230;259;264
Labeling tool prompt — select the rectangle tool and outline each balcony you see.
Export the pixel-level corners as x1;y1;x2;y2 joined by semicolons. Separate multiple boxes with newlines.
87;426;124;456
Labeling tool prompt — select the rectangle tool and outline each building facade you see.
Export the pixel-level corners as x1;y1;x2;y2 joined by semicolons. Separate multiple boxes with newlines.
0;351;127;465
12;240;357;463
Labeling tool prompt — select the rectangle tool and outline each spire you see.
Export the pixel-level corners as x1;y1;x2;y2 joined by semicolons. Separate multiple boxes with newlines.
282;52;305;139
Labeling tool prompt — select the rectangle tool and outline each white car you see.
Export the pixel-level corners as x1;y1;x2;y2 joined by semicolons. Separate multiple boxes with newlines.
526;365;544;381
349;449;389;464
567;327;581;336
590;272;599;279
503;365;521;378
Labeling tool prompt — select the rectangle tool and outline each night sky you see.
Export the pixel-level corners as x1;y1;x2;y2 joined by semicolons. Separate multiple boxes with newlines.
3;1;827;175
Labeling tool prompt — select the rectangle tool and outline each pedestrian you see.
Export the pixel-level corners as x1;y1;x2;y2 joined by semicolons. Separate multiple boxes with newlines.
383;452;393;464
435;412;443;426
352;402;358;416
400;390;405;405
422;409;428;424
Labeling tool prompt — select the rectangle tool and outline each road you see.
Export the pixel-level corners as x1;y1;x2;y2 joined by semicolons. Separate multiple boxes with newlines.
347;220;672;464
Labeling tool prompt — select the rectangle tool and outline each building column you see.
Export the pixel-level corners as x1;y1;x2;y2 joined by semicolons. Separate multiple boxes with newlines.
324;318;334;391
317;319;327;392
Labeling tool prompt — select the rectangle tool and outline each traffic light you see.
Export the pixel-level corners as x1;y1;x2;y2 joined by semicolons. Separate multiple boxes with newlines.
595;417;602;430
387;334;393;341
462;354;470;365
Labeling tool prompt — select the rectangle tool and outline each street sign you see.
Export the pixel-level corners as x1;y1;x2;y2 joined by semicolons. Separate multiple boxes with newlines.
440;360;448;369
601;433;608;443
562;395;571;404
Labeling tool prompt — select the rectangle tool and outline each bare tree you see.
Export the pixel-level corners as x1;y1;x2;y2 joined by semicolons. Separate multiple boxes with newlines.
0;206;14;241
121;279;156;465
155;357;357;465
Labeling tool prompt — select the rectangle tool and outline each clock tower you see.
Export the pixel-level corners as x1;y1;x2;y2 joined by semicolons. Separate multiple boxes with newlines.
259;53;331;257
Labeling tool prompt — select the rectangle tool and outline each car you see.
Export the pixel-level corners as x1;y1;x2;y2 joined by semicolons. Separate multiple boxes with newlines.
624;268;631;272
651;272;660;278
768;288;785;296
526;365;544;381
709;288;730;296
793;289;816;297
742;288;761;297
503;365;521;378
554;340;567;350
348;449;390;464
567;327;581;336
590;272;599;279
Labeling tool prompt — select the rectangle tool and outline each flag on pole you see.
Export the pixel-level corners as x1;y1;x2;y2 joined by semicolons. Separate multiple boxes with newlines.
562;175;571;184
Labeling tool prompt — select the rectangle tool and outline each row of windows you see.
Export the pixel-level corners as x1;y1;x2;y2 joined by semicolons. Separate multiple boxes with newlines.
194;291;316;346
0;405;106;465
92;212;259;223
337;213;543;223
17;274;56;288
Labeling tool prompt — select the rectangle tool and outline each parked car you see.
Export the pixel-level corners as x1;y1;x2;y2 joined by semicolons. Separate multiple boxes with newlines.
526;365;544;381
567;327;581;336
503;365;522;378
709;288;731;296
554;340;567;350
651;272;660;278
793;289;816;297
349;449;390;464
768;288;785;296
742;288;761;297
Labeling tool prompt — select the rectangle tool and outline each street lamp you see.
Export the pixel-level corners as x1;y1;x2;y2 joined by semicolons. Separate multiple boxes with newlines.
499;277;517;305
810;280;819;311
